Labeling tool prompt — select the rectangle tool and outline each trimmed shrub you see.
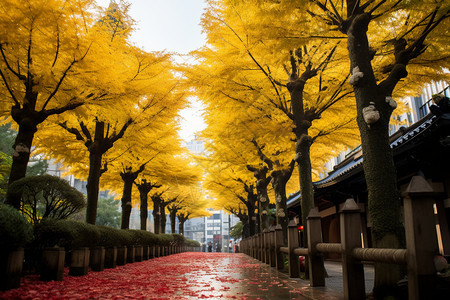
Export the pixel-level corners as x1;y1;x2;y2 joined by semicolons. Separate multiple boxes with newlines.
126;230;141;246
171;234;186;246
0;203;33;249
157;234;174;246
68;220;100;248
97;226;123;248
34;219;99;249
127;230;156;246
141;231;158;246
10;175;85;224
33;219;74;249
116;229;133;246
185;239;201;248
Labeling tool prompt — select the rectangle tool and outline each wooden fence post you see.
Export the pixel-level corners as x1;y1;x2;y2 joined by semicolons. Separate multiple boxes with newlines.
307;208;325;286
263;229;269;264
275;224;284;270
288;220;300;278
403;175;440;300
340;198;365;300
269;226;276;267
257;234;262;261
252;235;256;258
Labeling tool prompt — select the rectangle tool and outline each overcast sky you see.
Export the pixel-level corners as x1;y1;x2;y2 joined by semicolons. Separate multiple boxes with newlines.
96;0;207;141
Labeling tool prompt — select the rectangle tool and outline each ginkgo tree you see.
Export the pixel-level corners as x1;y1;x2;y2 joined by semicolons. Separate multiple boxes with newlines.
0;0;125;208
189;0;361;243
166;184;210;234
198;149;259;237
245;0;449;294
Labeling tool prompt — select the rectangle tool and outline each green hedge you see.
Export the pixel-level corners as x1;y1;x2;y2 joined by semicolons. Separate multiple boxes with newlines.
171;233;187;246
97;226;123;248
0;203;33;249
34;219;100;249
127;230;158;246
33;219;197;249
185;239;201;248
158;234;174;246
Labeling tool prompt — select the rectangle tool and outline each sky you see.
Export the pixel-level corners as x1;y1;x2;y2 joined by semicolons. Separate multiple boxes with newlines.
96;0;207;141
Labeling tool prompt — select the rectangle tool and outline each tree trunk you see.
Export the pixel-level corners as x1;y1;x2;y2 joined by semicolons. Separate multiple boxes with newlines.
169;208;177;234
287;67;316;248
346;12;404;294
246;194;257;236
271;169;291;243
160;203;167;234
256;177;271;232
152;198;161;234
297;134;314;247
120;173;136;229
138;190;149;231
137;181;152;231
178;219;185;235
6;117;37;208
85;122;105;224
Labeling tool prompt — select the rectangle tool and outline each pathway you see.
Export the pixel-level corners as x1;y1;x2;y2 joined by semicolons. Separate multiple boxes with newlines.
1;252;346;299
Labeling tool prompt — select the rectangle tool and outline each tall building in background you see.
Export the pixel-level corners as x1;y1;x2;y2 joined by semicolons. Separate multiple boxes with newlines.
183;209;240;252
183;136;240;252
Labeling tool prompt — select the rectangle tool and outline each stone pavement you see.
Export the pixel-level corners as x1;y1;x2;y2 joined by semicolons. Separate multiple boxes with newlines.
323;260;374;295
0;252;372;299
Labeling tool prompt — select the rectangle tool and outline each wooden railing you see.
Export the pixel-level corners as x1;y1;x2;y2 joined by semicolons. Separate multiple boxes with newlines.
240;175;442;300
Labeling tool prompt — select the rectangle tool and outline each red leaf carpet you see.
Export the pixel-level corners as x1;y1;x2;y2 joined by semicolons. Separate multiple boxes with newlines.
1;252;323;299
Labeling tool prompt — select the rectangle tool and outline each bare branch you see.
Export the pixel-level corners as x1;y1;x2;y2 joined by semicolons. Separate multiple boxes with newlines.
0;45;26;80
250;139;274;170
42;59;77;110
79;121;92;143
109;118;133;145
42;100;83;121
52;26;60;68
0;67;19;105
59;121;86;144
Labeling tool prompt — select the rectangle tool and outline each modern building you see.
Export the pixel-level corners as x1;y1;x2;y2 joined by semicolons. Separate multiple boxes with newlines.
183;209;240;252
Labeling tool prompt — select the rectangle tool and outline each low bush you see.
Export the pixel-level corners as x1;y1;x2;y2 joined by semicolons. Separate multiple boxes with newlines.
157;234;174;246
34;219;99;249
116;229;133;246
171;234;186;246
140;231;158;246
0;203;33;249
10;175;85;224
97;226;123;248
68;220;100;248
185;239;201;248
127;230;157;246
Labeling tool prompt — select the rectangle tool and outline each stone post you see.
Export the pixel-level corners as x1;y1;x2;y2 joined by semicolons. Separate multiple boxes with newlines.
307;208;325;286
340;199;365;300
403;175;440;300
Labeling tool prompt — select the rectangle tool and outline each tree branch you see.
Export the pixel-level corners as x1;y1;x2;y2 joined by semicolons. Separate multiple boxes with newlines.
41;59;77;110
250;139;273;170
0;44;26;80
79;121;92;144
40;100;83;121
59;121;86;144
108;118;133;145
